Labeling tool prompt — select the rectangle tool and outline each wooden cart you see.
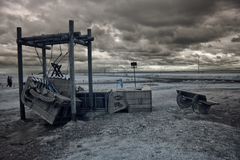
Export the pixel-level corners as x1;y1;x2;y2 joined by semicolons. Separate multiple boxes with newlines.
176;90;219;114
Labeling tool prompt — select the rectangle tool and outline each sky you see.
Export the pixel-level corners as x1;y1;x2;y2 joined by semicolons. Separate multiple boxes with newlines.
0;0;240;73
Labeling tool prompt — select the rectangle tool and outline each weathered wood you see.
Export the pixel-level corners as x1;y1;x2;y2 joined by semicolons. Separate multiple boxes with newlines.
69;20;76;121
42;48;47;79
20;32;93;46
19;29;94;50
22;38;93;47
87;29;94;111
199;100;219;106
19;41;51;49
124;91;152;99
17;27;26;120
108;91;127;113
126;98;151;105
176;90;219;114
21;32;81;41
21;76;72;125
74;39;88;46
17;21;95;121
176;90;206;100
108;89;152;113
126;90;152;112
74;36;94;46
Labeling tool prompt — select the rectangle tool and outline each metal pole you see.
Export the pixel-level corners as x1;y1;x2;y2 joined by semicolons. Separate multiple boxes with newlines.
133;67;136;88
42;48;47;79
87;29;94;111
68;20;76;121
197;55;200;74
17;27;26;120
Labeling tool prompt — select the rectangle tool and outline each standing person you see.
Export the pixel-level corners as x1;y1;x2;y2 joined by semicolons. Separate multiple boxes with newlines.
7;76;12;87
7;76;10;87
9;76;12;87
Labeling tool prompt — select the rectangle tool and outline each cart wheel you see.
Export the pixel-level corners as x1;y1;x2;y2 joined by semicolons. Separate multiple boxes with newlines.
176;94;192;109
193;103;210;114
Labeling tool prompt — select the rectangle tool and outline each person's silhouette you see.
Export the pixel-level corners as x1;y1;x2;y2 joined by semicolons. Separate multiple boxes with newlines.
7;76;12;87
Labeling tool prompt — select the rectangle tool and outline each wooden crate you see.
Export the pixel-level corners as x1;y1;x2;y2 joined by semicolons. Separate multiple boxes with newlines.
125;90;152;113
108;89;152;113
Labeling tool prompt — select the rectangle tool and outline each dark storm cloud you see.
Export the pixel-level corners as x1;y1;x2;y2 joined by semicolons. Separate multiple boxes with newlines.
0;0;240;72
110;0;218;27
173;26;223;44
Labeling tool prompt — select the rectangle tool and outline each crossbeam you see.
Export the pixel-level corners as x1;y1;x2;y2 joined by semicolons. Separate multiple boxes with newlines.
21;32;81;41
19;32;94;47
74;39;88;46
19;41;51;50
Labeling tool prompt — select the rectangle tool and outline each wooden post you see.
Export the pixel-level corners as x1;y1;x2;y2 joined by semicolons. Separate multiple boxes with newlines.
87;29;93;111
131;62;137;88
197;55;200;74
17;27;26;120
42;48;47;79
68;20;76;121
133;67;136;88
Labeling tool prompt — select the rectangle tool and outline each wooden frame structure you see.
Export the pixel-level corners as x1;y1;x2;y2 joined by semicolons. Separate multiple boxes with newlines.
16;20;94;120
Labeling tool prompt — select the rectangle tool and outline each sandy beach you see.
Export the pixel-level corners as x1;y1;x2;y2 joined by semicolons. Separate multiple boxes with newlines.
0;73;240;160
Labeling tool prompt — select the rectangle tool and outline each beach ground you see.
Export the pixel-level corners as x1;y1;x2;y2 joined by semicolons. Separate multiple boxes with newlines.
0;75;240;160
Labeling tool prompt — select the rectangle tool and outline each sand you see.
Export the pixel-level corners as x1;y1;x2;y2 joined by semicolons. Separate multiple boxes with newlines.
0;73;240;160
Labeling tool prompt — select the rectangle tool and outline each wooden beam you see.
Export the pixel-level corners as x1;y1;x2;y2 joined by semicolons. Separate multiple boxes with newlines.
20;33;93;47
30;40;69;46
74;39;88;46
69;20;76;121
21;32;81;41
77;35;94;42
42;48;47;79
85;37;94;42
17;27;26;120
20;41;51;49
87;28;94;111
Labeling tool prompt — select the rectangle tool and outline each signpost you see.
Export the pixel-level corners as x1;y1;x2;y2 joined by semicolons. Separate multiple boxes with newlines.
131;62;137;88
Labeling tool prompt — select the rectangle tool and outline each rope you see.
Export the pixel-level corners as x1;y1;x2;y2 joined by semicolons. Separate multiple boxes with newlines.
47;43;76;77
57;51;69;64
56;43;76;64
60;43;77;76
53;45;63;64
47;45;54;75
34;47;42;65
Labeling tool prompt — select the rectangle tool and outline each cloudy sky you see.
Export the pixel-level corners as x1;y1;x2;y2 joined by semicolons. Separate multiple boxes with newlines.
0;0;240;73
